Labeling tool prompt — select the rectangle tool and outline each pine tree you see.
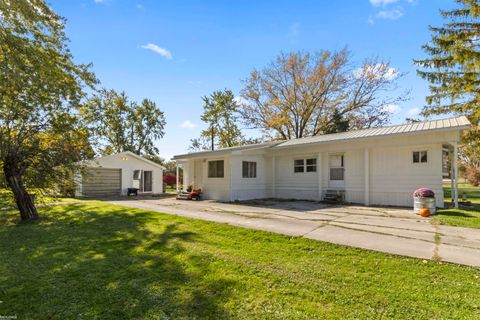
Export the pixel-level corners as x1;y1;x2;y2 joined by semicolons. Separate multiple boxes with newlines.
414;0;480;161
323;109;350;134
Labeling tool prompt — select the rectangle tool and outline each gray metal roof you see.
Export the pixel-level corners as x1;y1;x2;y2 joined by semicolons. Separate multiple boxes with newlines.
274;116;470;149
173;141;282;160
173;116;470;159
83;151;167;170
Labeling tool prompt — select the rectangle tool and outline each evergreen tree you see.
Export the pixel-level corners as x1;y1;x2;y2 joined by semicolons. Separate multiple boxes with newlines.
323;109;350;134
414;0;480;158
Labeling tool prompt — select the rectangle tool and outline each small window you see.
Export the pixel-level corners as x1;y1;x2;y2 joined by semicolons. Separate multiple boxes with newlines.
413;151;428;163
294;158;317;173
208;160;224;178
242;161;257;178
306;158;317;172
294;159;305;173
133;170;142;180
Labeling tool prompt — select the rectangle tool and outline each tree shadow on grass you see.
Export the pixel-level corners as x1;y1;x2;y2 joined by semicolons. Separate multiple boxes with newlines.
437;206;480;217
0;203;235;319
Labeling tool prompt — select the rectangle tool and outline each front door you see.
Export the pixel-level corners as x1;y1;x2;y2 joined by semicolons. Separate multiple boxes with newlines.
328;154;345;188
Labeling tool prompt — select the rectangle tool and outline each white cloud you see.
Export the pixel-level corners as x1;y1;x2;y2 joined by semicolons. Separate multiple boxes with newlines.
375;8;404;20
94;0;111;3
383;67;399;80
383;104;401;114
369;0;400;6
141;43;172;59
368;0;412;23
136;4;143;9
288;22;301;38
407;107;421;116
180;120;197;129
234;96;249;106
354;64;399;81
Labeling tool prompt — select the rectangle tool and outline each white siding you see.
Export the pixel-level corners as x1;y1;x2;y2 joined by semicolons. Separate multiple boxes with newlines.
274;153;319;200
190;157;231;201
85;153;163;195
370;144;444;207
178;129;457;207
230;155;268;201
344;150;365;204
193;159;203;189
270;150;365;202
264;156;274;198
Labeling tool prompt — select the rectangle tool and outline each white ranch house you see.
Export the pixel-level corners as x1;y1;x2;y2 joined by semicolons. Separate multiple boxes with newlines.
76;151;165;197
174;116;470;208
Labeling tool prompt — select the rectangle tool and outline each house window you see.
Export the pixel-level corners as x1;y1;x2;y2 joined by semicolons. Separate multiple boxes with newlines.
294;158;317;173
242;161;257;178
306;159;317;172
294;159;305;173
208;160;224;178
133;170;142;180
132;170;153;192
413;151;428;163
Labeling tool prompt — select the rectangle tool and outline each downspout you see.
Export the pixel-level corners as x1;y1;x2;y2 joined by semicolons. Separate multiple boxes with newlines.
365;148;370;206
272;156;276;198
317;152;322;201
176;163;180;193
229;157;234;202
453;141;459;208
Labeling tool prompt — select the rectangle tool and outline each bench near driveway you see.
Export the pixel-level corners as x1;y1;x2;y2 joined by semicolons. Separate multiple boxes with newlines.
107;198;480;267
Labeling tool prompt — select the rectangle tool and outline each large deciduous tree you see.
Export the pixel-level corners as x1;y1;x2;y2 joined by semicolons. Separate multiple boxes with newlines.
82;89;166;156
0;0;96;220
240;49;406;139
414;0;480;179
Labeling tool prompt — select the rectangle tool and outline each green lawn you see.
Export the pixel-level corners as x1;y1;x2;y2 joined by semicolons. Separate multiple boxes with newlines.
1;200;480;319
165;186;177;193
443;183;480;205
435;183;480;229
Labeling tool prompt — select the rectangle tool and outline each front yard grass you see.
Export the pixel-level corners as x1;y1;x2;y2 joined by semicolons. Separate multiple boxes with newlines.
436;183;480;229
1;199;480;319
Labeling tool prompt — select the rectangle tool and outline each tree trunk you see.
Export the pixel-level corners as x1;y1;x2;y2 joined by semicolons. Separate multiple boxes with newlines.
3;159;39;221
211;127;215;151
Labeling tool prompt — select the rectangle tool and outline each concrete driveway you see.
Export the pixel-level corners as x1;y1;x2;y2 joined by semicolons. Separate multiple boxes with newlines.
107;197;480;267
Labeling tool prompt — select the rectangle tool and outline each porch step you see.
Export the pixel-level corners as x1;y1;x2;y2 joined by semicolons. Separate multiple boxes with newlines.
323;190;345;203
176;193;191;200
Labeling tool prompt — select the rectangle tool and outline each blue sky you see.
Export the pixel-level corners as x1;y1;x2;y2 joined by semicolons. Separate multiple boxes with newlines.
50;0;456;160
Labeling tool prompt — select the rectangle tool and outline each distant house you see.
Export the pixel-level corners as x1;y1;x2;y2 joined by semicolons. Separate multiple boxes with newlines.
76;151;165;197
173;116;470;208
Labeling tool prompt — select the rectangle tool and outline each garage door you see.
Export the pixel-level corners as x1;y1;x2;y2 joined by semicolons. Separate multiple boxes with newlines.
82;168;121;197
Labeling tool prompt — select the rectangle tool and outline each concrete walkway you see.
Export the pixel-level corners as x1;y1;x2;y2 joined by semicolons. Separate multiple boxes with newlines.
107;197;480;267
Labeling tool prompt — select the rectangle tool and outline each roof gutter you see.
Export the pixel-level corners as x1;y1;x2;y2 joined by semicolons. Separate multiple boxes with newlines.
173;142;283;161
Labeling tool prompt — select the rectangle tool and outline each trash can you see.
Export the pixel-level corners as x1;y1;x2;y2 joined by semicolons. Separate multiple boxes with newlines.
127;188;138;196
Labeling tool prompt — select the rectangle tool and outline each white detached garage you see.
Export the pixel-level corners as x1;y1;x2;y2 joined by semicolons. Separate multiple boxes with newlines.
76;151;165;197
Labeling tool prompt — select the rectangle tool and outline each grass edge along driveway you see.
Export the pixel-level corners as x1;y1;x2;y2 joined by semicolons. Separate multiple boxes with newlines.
0;200;479;319
436;184;480;229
